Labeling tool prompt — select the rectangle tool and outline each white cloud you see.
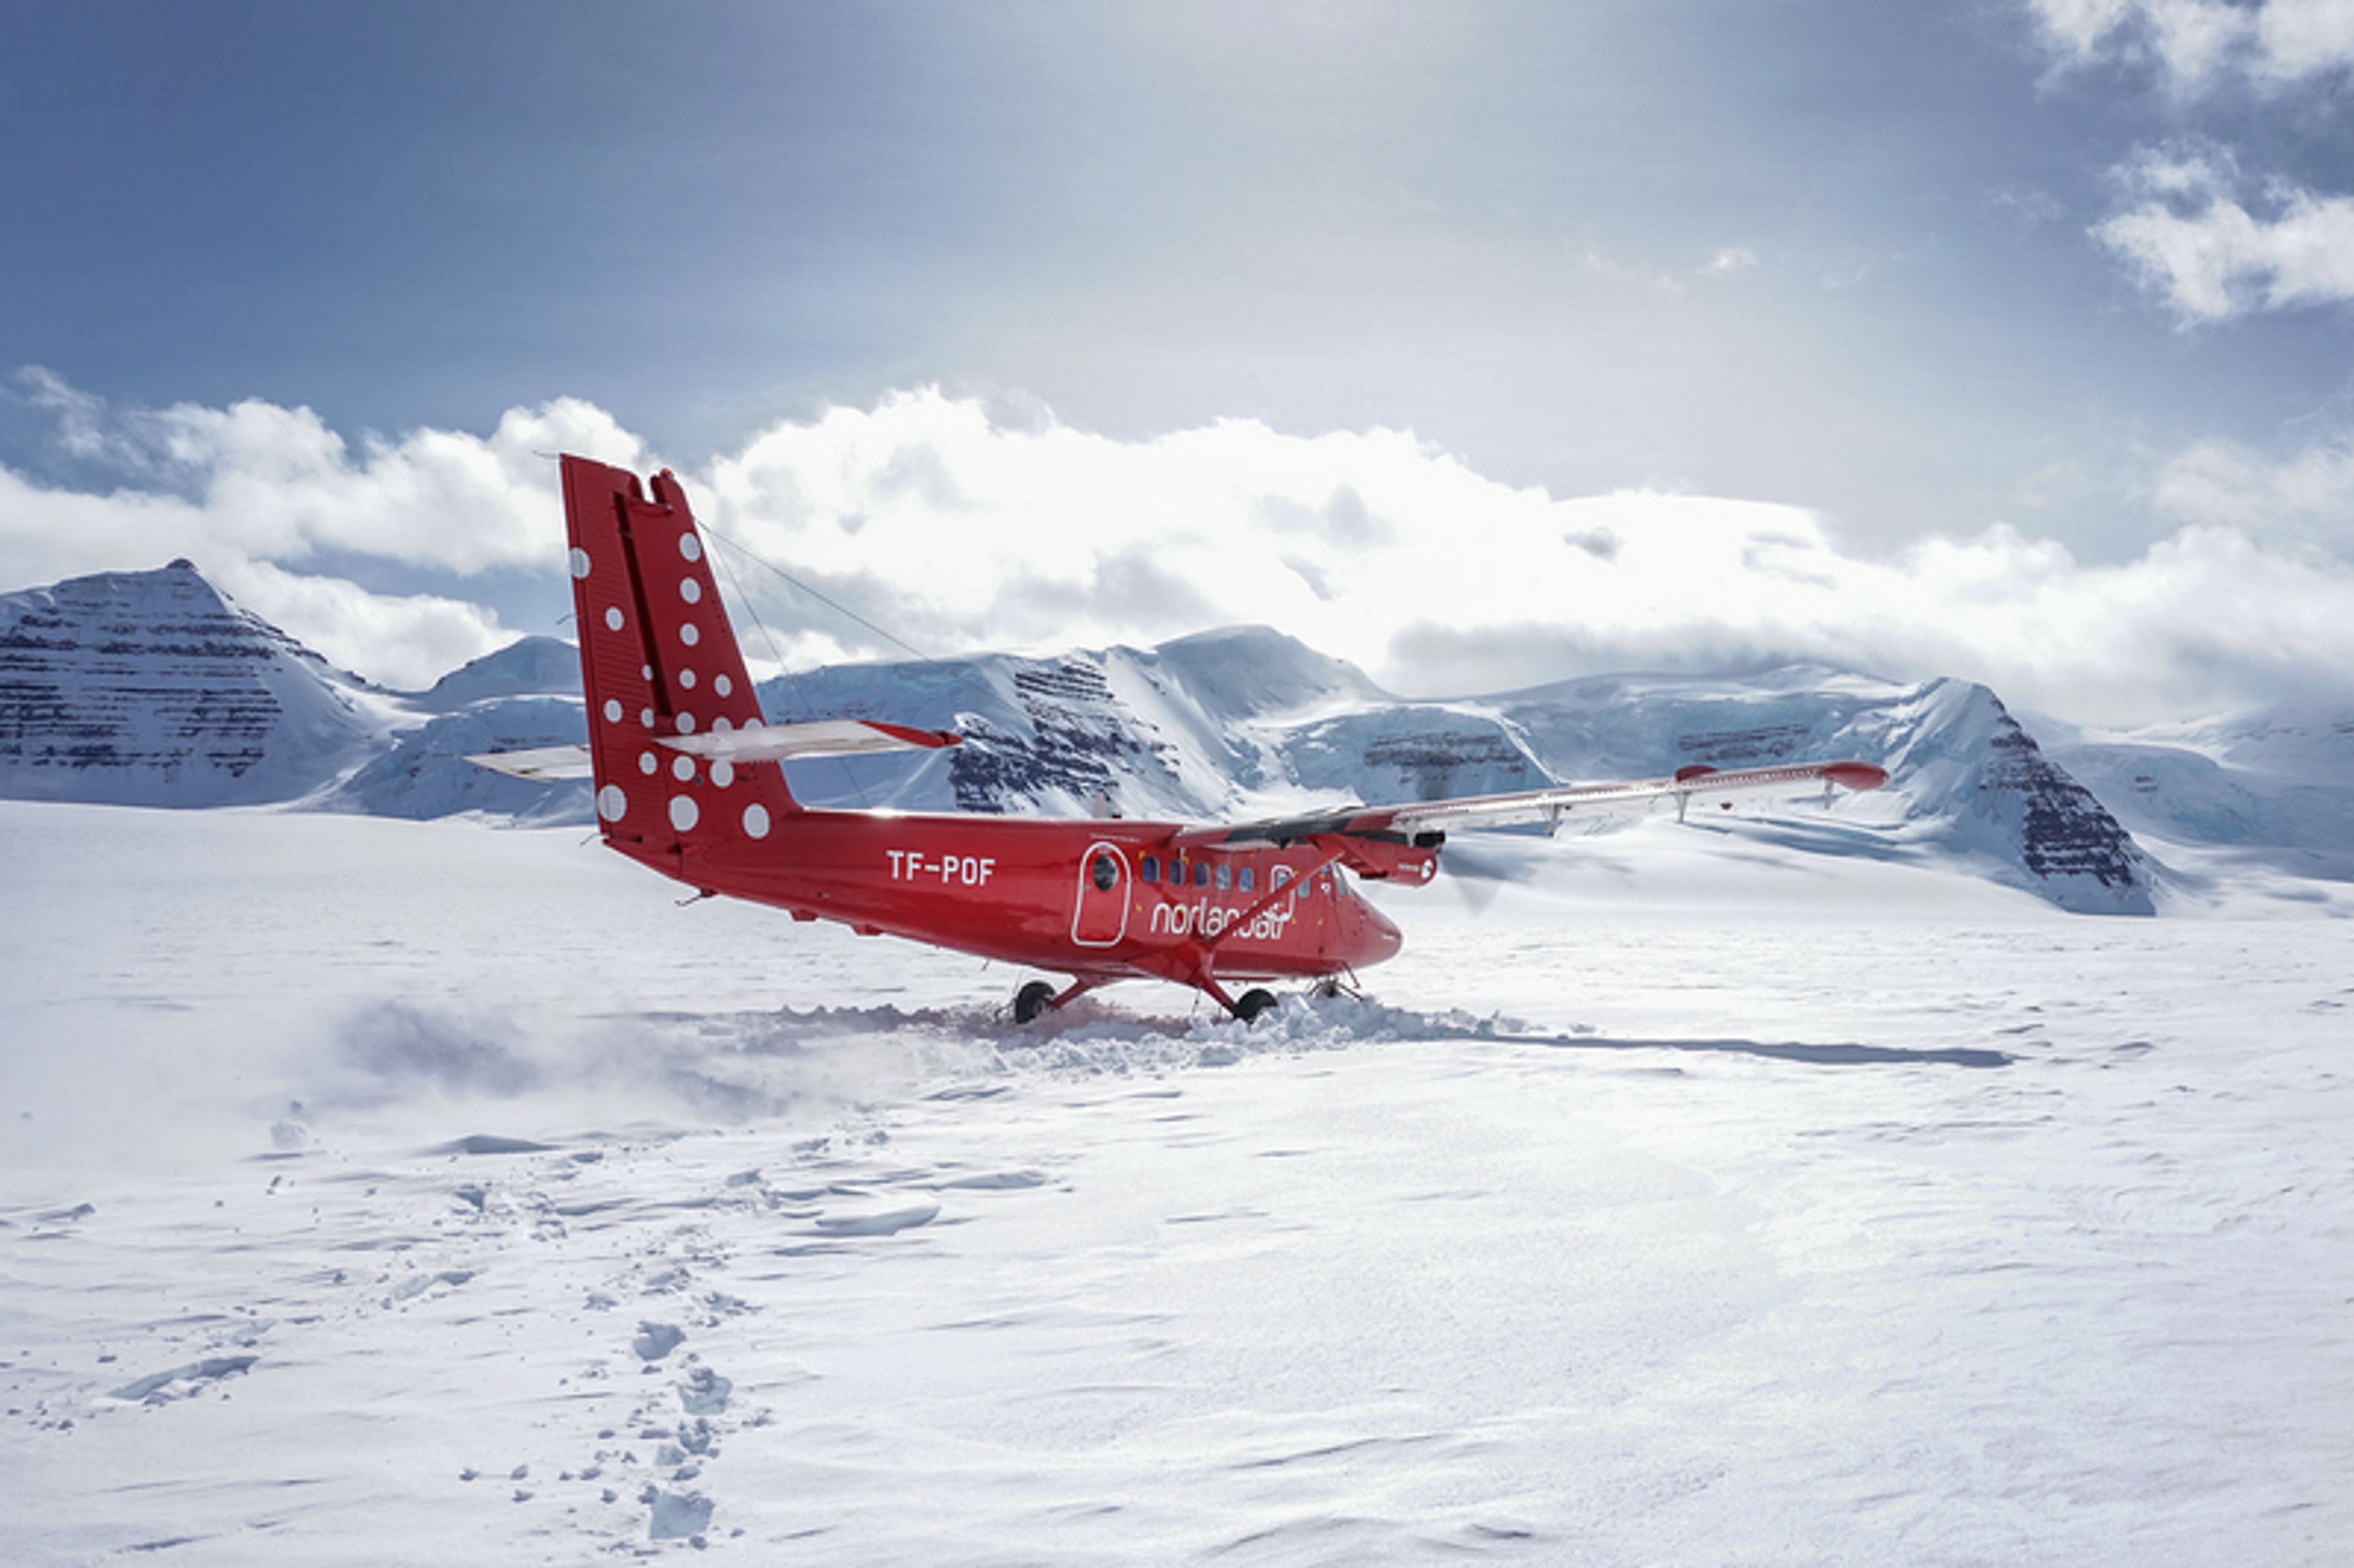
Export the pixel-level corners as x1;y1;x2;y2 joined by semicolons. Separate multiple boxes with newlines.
2025;0;2354;91
1578;244;1761;295
213;560;512;692
2094;148;2354;321
12;378;2354;722
2256;0;2354;81
0;377;651;686
2150;433;2354;533
0;375;644;579
695;387;2354;723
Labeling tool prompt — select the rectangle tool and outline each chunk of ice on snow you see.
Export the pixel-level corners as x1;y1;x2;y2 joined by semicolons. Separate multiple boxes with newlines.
649;1490;714;1540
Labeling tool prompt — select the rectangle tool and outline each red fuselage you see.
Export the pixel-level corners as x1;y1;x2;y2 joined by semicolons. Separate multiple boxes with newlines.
613;807;1406;991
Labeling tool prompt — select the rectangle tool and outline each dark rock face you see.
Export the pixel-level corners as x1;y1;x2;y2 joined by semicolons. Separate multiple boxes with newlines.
0;563;373;806
1281;710;1542;807
1360;729;1536;800
948;661;1176;813
1983;705;2144;893
1674;723;1816;765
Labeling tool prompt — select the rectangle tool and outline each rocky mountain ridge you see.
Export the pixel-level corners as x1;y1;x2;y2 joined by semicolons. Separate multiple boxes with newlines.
0;561;383;807
14;558;2338;915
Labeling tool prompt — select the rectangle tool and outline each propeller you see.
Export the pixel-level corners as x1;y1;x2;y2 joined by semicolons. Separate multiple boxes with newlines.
1434;834;1538;916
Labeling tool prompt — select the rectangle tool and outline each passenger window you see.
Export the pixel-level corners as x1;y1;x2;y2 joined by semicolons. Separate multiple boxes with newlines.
1193;861;1211;888
1140;855;1159;885
1215;864;1232;891
1090;853;1118;892
1239;867;1254;894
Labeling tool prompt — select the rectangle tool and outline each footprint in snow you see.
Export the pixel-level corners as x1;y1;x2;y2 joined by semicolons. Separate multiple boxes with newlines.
677;1366;732;1416
633;1322;686;1361
107;1355;257;1404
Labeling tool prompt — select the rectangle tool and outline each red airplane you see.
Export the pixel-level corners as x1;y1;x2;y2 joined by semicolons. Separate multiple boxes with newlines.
475;456;1889;1022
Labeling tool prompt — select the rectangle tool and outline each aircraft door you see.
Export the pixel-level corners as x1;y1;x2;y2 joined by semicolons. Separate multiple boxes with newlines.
1071;842;1130;947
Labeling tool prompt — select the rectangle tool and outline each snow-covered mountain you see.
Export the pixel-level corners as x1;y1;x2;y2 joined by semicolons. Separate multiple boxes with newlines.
761;636;2152;913
2033;705;2354;883
10;557;2310;915
0;561;385;807
332;638;589;824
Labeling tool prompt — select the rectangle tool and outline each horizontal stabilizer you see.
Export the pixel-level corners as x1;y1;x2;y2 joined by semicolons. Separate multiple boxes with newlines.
465;744;594;781
659;719;961;763
467;720;958;782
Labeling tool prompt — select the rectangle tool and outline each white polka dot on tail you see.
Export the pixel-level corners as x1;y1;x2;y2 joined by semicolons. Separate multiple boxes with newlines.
742;804;769;839
598;785;627;821
669;795;699;832
679;533;701;562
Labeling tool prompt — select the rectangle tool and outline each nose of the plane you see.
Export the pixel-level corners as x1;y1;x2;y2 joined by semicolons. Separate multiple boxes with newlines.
1358;899;1404;965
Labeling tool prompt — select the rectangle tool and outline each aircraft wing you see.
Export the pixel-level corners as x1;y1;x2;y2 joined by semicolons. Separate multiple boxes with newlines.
1181;759;1889;850
467;719;959;780
464;744;596;782
1377;759;1887;835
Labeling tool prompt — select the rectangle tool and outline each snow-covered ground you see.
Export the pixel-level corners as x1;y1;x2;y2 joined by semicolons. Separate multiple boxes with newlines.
4;801;2350;1565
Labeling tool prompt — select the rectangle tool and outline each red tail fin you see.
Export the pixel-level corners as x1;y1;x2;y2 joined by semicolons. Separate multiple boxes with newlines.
562;456;798;865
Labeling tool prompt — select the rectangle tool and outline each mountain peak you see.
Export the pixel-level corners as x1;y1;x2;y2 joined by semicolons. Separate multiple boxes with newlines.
0;559;376;807
411;634;581;710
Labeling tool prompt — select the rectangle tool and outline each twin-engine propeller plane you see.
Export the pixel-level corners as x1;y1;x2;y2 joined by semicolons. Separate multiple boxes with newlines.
474;457;1889;1022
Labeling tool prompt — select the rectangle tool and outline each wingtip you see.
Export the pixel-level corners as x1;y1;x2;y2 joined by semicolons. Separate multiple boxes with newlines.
866;721;962;750
1823;761;1889;791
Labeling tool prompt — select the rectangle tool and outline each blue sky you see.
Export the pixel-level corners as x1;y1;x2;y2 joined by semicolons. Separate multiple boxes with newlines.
4;2;2353;717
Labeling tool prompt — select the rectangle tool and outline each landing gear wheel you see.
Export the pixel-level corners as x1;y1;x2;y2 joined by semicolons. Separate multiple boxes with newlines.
1233;988;1279;1022
1013;980;1059;1025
